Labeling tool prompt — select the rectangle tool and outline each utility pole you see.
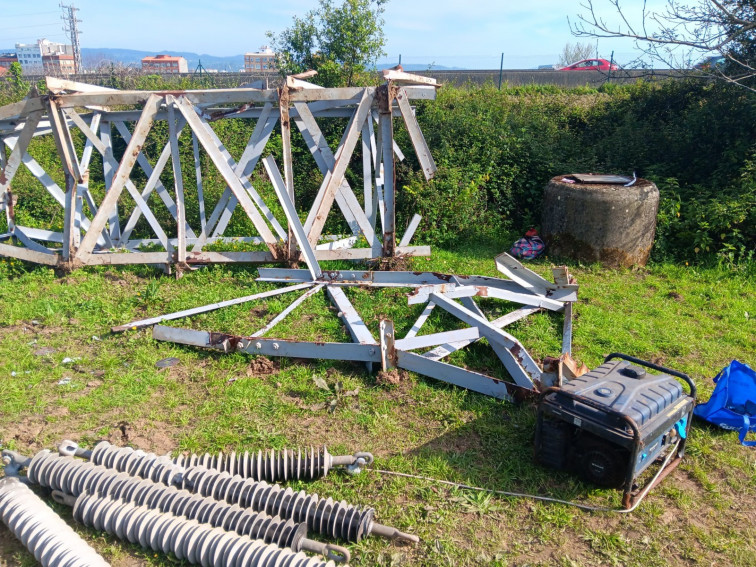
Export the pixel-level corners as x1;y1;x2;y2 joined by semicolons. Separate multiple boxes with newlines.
60;3;83;74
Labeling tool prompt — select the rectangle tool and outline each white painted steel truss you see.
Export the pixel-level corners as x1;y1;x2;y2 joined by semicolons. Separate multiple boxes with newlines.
0;74;438;270
116;248;580;402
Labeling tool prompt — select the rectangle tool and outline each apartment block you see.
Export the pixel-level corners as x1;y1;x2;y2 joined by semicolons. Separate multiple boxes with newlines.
141;54;189;74
15;39;73;74
244;46;276;73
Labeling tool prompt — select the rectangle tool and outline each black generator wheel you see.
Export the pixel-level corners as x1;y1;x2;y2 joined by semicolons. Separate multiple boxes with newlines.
579;439;626;488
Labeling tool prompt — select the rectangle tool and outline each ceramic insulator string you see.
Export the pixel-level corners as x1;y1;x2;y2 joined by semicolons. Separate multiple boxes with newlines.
72;491;335;567
0;477;109;567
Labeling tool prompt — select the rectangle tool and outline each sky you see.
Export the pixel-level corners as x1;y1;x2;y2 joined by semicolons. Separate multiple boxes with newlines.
2;0;673;69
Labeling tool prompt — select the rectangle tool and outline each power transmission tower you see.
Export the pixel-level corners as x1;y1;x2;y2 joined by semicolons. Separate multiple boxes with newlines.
60;3;83;74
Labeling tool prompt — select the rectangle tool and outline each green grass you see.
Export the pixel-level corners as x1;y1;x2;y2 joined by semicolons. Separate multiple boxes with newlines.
0;245;755;566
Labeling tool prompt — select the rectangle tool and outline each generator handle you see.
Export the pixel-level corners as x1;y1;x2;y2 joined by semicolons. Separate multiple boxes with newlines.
604;352;696;400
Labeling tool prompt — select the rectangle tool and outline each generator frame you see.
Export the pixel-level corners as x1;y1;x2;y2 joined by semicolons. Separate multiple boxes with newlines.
537;353;696;509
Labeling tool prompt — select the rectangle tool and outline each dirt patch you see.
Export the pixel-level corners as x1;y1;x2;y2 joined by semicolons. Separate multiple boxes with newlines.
246;356;280;377
248;305;269;321
376;368;410;385
102;419;179;455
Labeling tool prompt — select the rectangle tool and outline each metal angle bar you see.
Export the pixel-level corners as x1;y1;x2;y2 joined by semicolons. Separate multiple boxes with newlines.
372;110;405;162
293;101;381;251
395;327;480;351
326;286;377;345
85;250;275;266
46;85;436;109
395;88;437;180
48;106;79;261
12;226;64;244
113;119;197;240
152;325;381;362
495;252;578;301
48;100;83;183
304;88;375;246
422;306;541;362
361;122;376;229
429;292;540;389
397;351;513;402
370;113;386;235
251;284;325;338
379;97;395;256
313;246;429;260
112;283;314;332
117;132;183;243
315;235;357;250
192;131;206;232
76;94;162;259
199;103;284;240
100;121;120;240
280;90;297;260
562;302;573;355
172;96;279;254
0;96;46;122
256;269;538;293
409;283;565;312
404;301;435;339
0;242;59;265
380;319;397;370
398;214;422;247
263;155;322;279
167;97;187;264
10;226;55;255
293;105;359;239
194;106;285;245
0;110;43;196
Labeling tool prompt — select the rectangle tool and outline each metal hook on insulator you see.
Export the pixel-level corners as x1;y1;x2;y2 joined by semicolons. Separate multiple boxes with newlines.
332;450;375;475
370;522;420;544
57;439;93;459
1;450;32;478
302;540;351;564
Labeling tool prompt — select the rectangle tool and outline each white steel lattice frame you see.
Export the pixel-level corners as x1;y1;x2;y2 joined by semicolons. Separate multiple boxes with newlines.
0;74;438;270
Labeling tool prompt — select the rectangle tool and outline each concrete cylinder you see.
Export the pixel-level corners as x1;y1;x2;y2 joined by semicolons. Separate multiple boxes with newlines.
541;175;659;267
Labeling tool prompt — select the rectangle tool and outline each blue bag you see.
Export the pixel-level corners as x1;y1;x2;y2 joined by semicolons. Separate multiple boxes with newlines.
693;360;756;446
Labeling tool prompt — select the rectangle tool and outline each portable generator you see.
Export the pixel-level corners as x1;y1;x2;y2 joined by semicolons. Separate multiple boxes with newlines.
535;353;696;508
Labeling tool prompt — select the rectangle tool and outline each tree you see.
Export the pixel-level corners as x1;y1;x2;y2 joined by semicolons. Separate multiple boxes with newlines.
557;42;597;66
268;0;388;87
571;1;756;90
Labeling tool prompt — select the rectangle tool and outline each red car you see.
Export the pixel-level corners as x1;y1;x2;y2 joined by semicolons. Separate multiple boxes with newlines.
560;58;619;71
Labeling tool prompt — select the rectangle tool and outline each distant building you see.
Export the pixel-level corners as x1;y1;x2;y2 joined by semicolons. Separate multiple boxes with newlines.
0;66;8;77
15;39;73;74
141;54;188;74
43;53;76;76
244;46;276;73
0;53;18;69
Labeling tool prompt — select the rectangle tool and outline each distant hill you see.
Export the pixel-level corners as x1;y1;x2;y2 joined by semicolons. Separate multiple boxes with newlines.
0;46;459;73
80;47;244;72
375;62;460;71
